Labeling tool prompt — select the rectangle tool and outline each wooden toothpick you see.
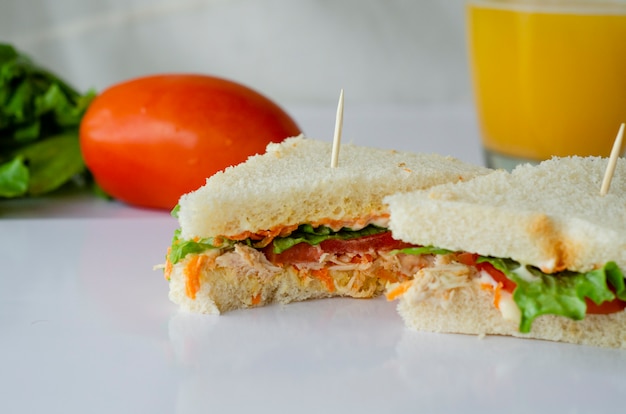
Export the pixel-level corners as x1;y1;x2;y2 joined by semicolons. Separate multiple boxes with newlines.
330;89;344;168
600;122;625;196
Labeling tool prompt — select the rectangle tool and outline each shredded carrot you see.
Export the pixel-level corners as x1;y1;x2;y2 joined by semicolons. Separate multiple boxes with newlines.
376;268;401;283
251;292;262;306
310;268;335;292
479;283;493;291
492;282;503;310
164;247;173;281
385;280;413;301
183;255;208;300
480;282;503;309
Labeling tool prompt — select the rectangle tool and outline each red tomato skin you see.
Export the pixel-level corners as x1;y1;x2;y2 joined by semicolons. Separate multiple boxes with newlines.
586;296;626;314
263;231;411;265
263;243;323;265
80;74;301;210
318;231;413;254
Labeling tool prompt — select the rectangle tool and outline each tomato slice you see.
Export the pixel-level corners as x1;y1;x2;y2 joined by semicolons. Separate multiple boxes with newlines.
455;253;517;292
319;231;412;254
455;252;479;266
476;262;518;293
263;231;411;264
586;297;626;314
263;242;322;265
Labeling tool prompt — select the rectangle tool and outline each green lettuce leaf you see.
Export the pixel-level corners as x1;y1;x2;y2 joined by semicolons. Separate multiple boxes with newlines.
0;42;96;198
0;156;28;197
13;132;85;195
170;204;181;219
167;228;232;265
271;224;387;254
393;246;453;256
477;257;625;333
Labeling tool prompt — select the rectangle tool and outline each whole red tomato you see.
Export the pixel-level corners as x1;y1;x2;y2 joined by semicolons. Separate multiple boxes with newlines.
80;74;301;210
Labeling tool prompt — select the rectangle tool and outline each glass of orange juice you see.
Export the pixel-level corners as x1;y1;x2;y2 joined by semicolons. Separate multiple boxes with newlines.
467;0;626;170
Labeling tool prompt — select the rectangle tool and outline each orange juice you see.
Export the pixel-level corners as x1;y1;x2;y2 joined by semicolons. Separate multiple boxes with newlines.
467;0;626;166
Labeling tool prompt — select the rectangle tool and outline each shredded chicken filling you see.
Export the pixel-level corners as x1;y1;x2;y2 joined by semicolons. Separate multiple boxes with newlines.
389;253;522;323
186;242;434;298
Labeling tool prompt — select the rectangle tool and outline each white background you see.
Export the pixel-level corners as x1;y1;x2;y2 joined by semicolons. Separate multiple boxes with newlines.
0;0;470;107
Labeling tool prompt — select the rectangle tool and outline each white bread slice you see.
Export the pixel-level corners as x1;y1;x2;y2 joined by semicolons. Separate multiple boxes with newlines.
385;156;626;273
167;135;492;314
176;135;491;240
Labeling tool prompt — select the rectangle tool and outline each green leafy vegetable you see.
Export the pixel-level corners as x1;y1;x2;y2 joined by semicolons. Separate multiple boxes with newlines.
392;246;453;256
167;229;233;265
0;43;96;198
170;204;181;219
271;224;387;254
0;156;28;197
479;257;626;333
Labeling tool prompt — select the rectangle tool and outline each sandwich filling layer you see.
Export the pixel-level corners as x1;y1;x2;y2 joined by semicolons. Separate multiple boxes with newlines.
164;213;433;310
386;247;626;333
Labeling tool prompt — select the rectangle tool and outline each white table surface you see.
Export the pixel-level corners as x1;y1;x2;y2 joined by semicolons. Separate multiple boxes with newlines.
3;104;625;414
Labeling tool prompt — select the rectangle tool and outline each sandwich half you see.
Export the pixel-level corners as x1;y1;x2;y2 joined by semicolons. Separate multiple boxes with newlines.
384;156;626;348
163;135;491;314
